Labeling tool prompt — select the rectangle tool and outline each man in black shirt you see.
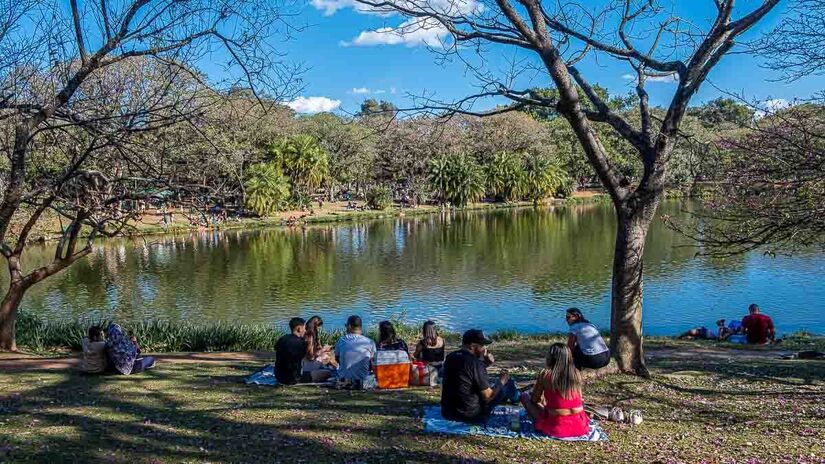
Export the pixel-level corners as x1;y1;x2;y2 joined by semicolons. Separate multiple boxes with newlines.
274;317;307;385
441;329;513;424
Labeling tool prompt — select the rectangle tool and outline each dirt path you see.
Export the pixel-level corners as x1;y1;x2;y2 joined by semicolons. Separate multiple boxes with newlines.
0;345;793;372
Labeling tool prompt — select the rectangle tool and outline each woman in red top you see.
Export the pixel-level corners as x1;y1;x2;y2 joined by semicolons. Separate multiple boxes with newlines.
519;343;590;438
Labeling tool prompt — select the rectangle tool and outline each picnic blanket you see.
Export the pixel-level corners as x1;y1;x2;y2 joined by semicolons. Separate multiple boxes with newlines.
422;406;608;441
243;364;336;387
245;364;280;386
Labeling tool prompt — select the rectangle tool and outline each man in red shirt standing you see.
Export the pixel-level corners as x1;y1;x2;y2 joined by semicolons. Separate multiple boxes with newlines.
742;304;776;344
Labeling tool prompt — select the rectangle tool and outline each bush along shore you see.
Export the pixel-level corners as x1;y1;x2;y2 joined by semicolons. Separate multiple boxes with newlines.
15;311;825;354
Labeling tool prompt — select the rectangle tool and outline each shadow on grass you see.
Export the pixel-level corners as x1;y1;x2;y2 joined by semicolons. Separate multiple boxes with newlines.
0;364;501;464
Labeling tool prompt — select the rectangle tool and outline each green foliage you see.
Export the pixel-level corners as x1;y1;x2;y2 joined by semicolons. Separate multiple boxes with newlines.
486;152;524;202
358;99;397;117
427;153;486;207
269;134;330;199
688;98;754;129
522;155;569;204
366;185;393;210
244;163;291;216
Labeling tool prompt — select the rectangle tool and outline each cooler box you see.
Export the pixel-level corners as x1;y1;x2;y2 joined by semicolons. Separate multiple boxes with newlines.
410;361;439;387
375;350;411;389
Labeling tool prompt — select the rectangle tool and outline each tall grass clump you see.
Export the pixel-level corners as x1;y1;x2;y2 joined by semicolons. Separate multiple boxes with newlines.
16;312;291;353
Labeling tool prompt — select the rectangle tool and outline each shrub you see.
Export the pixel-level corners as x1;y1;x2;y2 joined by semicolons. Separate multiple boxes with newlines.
244;163;291;216
522;155;570;204
427;153;485;207
366;185;393;210
486;152;524;202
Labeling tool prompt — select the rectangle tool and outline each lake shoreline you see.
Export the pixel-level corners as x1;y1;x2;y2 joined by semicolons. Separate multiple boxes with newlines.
13;312;823;355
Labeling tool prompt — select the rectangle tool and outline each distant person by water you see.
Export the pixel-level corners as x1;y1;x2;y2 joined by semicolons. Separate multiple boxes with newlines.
334;315;376;383
565;308;610;370
413;320;446;365
742;304;775;344
377;320;409;353
81;326;107;374
274;317;307;385
105;324;155;375
302;316;337;382
678;319;731;341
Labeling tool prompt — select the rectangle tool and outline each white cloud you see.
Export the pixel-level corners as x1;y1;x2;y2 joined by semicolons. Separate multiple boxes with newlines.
390;87;397;94
755;98;793;119
286;96;341;113
622;73;679;84
343;18;448;47
322;0;481;47
348;87;388;95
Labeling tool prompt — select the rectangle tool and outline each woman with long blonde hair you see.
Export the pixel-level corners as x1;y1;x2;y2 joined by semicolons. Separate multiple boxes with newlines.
519;343;590;437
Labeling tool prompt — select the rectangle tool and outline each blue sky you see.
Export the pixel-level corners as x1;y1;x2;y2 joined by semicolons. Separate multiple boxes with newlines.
270;0;825;112
268;1;824;114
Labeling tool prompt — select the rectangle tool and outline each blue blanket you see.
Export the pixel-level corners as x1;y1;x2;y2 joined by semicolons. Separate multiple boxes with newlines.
245;364;279;386
422;406;608;441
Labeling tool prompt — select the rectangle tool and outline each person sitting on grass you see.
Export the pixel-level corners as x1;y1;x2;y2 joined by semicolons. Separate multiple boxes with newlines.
334;315;376;384
565;308;610;370
377;320;409;353
742;304;776;345
81;326;108;374
106;324;155;375
413;320;446;371
520;343;591;438
440;329;518;424
275;317;307;385
678;319;731;341
302;316;337;383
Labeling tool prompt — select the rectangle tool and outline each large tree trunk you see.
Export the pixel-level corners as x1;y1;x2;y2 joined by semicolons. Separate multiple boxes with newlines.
0;284;25;351
610;192;661;376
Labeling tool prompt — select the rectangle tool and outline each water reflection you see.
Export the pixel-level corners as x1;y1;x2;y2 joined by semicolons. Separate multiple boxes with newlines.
6;200;824;335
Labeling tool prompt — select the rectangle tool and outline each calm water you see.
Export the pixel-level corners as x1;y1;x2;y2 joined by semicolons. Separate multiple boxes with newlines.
8;201;825;336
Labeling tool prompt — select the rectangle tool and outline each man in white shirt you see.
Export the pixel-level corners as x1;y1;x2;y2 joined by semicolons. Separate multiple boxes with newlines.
334;315;376;382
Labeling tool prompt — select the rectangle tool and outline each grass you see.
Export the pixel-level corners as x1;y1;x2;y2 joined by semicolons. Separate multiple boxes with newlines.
0;339;822;463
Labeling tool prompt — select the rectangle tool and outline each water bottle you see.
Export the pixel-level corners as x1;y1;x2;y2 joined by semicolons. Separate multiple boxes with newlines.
509;408;520;433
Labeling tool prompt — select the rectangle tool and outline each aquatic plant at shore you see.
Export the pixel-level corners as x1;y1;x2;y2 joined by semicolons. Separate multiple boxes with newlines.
15;311;823;353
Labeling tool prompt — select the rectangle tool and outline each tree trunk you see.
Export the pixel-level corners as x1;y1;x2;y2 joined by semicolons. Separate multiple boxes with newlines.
0;284;25;351
609;192;661;376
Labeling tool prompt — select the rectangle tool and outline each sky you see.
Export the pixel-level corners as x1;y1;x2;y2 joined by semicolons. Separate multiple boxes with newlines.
238;1;824;115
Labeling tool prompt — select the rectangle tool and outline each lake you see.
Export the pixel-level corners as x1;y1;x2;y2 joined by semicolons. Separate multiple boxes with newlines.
8;200;825;336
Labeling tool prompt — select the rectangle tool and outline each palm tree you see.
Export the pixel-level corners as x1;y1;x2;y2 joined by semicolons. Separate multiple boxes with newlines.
269;135;330;200
428;153;485;207
244;163;291;216
522;155;569;205
487;152;525;202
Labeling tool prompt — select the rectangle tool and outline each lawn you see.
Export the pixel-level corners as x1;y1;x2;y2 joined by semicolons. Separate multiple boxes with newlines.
0;340;823;463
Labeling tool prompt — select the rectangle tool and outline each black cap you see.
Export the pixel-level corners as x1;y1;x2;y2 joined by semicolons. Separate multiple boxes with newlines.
462;329;492;346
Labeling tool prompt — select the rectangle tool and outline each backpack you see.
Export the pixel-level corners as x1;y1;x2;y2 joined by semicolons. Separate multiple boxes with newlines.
410;361;439;387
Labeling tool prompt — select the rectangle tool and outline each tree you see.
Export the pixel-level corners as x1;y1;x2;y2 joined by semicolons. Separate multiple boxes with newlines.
427;153;485;207
269;135;330;202
522;155;568;204
244;163;291;216
486;152;524;202
0;0;298;350
687;98;755;129
301;112;377;199
672;104;825;255
672;1;825;255
355;0;780;374
359;99;398;117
